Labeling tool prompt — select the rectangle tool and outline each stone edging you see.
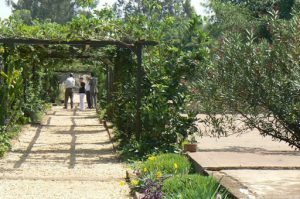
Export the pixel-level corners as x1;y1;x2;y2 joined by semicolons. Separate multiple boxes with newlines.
187;153;255;199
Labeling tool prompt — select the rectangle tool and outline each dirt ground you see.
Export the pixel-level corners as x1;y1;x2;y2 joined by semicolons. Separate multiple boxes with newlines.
0;98;131;199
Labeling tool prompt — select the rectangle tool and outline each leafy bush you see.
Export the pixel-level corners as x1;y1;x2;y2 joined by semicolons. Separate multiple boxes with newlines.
162;174;231;199
195;12;300;149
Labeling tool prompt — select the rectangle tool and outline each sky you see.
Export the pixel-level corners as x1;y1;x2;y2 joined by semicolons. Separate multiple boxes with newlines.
0;0;210;19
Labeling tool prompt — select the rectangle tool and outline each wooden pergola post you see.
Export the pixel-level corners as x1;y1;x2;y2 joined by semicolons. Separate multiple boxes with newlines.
135;43;143;141
1;45;10;125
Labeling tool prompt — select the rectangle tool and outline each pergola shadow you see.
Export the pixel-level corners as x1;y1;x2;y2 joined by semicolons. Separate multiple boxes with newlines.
12;108;117;169
200;146;300;156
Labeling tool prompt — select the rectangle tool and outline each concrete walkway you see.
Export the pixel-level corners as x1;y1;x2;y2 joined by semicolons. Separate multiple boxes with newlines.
190;131;300;199
0;99;130;198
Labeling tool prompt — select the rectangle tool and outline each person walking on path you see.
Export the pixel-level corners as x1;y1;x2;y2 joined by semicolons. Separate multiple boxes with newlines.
90;72;98;109
64;73;75;109
79;77;86;111
85;76;92;108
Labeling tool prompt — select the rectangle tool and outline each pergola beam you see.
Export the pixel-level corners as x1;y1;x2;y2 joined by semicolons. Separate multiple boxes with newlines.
0;38;157;49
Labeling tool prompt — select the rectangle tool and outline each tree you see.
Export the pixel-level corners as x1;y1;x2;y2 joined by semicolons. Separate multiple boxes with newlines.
113;0;195;20
217;0;296;19
5;0;98;24
208;0;300;40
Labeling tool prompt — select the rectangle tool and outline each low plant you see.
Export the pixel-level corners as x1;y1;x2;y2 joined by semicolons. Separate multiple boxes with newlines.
140;153;191;176
129;154;232;199
0;125;21;157
130;153;191;198
0;130;10;157
141;178;164;199
162;174;231;199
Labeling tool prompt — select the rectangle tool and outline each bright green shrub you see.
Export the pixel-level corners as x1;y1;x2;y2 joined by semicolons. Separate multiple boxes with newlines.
0;133;10;157
162;174;231;199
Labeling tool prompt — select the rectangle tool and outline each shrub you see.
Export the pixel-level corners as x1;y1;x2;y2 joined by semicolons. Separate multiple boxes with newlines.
195;12;300;149
162;174;231;199
0;132;10;157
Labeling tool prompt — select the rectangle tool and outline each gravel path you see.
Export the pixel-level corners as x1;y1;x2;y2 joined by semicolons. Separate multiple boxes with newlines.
0;100;131;199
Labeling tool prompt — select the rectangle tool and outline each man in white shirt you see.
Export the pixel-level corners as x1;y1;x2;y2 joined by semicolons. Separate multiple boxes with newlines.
64;73;75;109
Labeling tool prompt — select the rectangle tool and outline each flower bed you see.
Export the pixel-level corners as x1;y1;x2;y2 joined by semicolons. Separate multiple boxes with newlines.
126;153;232;199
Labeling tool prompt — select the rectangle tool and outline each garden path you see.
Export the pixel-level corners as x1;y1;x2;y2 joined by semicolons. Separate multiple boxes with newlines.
0;96;131;199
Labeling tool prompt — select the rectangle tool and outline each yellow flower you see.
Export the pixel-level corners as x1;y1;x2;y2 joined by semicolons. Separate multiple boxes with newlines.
156;171;162;179
148;156;156;161
174;163;178;169
131;179;140;186
119;181;126;186
143;167;148;173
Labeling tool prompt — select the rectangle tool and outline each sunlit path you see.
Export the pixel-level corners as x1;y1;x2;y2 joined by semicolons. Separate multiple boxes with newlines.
0;95;130;199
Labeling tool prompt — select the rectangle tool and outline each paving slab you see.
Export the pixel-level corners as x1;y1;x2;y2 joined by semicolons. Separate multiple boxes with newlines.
211;170;300;199
190;131;300;199
189;152;300;170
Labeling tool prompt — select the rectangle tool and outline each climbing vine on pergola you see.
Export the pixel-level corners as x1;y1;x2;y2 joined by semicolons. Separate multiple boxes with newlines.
0;37;157;140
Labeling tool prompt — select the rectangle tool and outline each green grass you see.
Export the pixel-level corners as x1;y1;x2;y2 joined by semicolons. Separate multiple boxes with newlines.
162;174;231;199
140;153;191;176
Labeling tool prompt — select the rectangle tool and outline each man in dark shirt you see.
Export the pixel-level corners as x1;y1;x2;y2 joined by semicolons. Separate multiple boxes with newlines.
90;72;98;109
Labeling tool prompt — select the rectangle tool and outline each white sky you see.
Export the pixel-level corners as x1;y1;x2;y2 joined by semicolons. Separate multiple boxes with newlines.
0;0;210;19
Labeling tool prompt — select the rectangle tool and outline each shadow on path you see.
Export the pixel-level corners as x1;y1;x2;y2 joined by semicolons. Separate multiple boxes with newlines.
13;125;43;169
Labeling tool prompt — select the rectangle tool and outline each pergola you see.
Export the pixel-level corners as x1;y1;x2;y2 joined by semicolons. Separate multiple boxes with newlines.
0;37;158;140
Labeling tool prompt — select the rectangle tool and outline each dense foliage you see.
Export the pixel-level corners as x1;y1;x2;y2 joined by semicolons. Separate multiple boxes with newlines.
100;0;205;158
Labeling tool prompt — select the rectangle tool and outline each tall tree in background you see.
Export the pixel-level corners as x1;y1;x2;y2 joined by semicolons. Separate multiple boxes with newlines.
209;0;300;40
217;0;296;19
112;0;200;49
113;0;194;20
5;0;98;24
